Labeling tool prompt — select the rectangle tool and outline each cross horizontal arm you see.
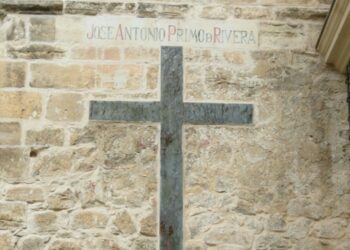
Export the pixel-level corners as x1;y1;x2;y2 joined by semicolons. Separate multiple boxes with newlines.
184;103;253;125
89;101;161;122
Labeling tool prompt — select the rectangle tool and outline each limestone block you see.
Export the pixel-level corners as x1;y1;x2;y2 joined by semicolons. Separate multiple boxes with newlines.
113;210;136;235
0;122;21;145
233;6;272;19
275;7;329;20
48;240;81;250
125;47;159;62
266;216;287;232
0;0;63;14
286;218;312;239
223;51;246;65
0;61;26;87
0;91;42;118
26;128;64;146
64;1;136;15
0;148;28;180
32;211;58;232
204;226;254;248
0;232;13;250
137;3;189;19
7;44;65;60
103;47;121;61
97;64;143;90
146;64;159;90
17;235;46;250
312;218;347;239
55;16;85;43
294;239;328;250
287;198;328;220
200;6;230;20
48;188;76;211
71;209;108;229
46;93;84;122
133;238;157;250
30;17;55;42
31;63;96;89
254;234;290;250
0;202;26;228
140;213;157;237
0;16;25;41
6;186;44;203
83;238;121;250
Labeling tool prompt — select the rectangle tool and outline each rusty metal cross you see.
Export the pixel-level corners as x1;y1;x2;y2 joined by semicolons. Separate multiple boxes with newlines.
89;46;253;249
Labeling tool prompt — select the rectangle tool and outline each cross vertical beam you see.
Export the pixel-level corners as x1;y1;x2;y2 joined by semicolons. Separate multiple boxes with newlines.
160;47;183;249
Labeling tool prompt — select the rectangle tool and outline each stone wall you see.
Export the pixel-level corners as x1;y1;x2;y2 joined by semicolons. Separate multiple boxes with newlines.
0;0;349;249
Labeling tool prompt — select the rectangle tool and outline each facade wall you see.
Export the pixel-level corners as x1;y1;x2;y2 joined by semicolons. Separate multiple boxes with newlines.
0;0;349;249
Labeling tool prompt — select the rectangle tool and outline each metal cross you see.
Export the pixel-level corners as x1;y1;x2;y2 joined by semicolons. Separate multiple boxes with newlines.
89;46;253;250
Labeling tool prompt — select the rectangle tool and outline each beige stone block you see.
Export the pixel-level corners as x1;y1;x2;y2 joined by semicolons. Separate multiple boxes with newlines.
31;63;96;89
146;64;159;90
33;211;58;232
32;150;73;177
46;93;84;122
103;47;121;61
113;210;136;234
0;148;28;180
233;6;272;19
0;202;26;228
30;17;55;42
65;0;136;15
0;61;26;87
261;0;314;4
97;64;143;90
71;46;97;60
204;226;254;247
18;235;46;250
200;6;230;20
133;238;157;250
125;47;159;62
275;7;328;20
312;218;347;239
0;232;13;250
7;44;65;60
6;186;44;203
140;213;157;237
0;16;25;42
0;122;21;145
223;51;245;65
26;128;64;146
48;240;81;250
254;234;289;250
84;238;121;250
0;91;42;118
55;16;84;43
71;210;108;229
1;0;63;14
48;188;76;211
184;48;213;63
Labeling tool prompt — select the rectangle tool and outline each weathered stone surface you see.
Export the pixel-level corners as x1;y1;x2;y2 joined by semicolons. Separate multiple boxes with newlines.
275;7;329;20
133;238;157;250
312;218;347;239
46;93;84;122
26;128;64;146
33;211;58;232
140;213;157;237
146;64;159;90
254;234;289;250
84;238;121;250
48;188;76;211
71;209;108;229
0;91;42;118
0;232;13;250
286;218;312;239
204;226;254;247
233;6;272;19
64;1;135;15
7;44;65;60
137;3;189;18
125;47;159;62
31;63;96;89
30;17;55;41
113;210;136;234
266;216;286;232
6;186;44;203
287;198;327;220
0;122;21;145
294;238;328;250
0;61;26;87
0;148;28;180
48;240;81;250
200;6;230;20
0;202;26;228
17;235;46;250
0;16;25;41
0;0;63;14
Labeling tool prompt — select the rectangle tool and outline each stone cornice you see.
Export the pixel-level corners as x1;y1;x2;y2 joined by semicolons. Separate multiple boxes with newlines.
317;0;350;74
